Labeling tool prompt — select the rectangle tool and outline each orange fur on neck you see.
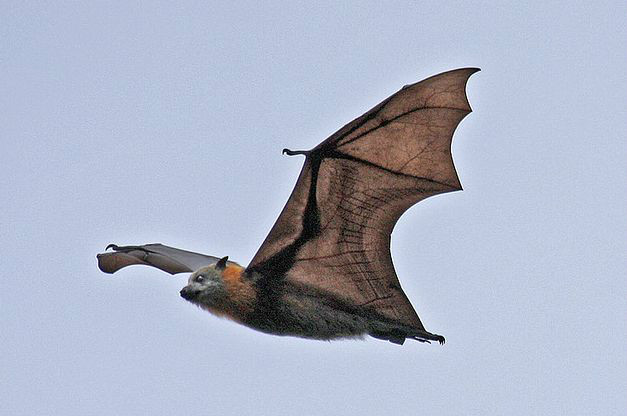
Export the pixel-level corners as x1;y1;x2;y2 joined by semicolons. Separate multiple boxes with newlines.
218;264;255;321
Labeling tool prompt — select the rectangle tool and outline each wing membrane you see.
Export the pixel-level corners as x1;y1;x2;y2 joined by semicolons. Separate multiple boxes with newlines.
97;243;221;275
248;68;478;330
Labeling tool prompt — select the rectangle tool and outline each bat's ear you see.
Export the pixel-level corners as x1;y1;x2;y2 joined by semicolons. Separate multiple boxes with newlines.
215;256;229;270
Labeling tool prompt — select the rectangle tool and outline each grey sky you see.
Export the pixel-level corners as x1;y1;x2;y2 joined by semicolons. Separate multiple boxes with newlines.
2;2;626;415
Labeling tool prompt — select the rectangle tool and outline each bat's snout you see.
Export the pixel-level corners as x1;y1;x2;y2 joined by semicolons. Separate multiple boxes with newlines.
180;286;196;300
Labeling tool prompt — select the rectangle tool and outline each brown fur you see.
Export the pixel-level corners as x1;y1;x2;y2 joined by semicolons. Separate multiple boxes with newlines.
209;264;256;323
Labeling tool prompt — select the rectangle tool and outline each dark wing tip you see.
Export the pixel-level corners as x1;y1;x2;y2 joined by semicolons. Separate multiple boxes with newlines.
460;67;480;112
457;67;480;113
419;67;480;82
442;67;480;76
432;67;480;112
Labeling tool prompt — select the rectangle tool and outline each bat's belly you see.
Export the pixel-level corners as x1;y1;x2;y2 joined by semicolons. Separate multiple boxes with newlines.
242;294;372;340
242;291;407;341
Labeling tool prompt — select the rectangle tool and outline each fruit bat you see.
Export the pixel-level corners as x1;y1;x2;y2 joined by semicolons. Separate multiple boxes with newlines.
97;68;479;345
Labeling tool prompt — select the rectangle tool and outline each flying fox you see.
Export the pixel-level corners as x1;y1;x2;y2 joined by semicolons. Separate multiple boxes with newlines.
97;68;479;345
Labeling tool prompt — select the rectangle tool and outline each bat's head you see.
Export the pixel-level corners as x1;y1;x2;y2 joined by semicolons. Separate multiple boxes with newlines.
179;256;230;305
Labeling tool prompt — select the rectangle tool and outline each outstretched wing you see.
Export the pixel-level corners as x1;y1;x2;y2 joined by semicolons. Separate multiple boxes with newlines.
247;68;479;332
97;243;221;275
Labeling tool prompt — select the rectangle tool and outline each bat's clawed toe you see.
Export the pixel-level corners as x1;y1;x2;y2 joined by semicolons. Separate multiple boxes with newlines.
408;333;445;345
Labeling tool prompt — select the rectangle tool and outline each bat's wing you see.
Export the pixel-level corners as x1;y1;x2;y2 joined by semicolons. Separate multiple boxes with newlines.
97;243;221;275
247;68;478;337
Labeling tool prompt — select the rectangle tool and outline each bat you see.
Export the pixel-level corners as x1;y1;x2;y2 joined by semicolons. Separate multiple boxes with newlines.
97;68;479;345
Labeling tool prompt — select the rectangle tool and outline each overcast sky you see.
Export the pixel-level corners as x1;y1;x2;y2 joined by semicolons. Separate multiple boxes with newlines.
2;2;626;415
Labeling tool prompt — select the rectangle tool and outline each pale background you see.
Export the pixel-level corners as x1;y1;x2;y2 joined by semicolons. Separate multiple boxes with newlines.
2;2;626;415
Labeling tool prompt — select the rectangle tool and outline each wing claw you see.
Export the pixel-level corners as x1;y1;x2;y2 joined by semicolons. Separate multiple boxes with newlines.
282;148;310;156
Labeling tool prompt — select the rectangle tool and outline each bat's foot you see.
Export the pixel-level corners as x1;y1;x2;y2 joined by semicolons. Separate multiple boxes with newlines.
408;331;445;345
370;328;445;345
282;148;310;157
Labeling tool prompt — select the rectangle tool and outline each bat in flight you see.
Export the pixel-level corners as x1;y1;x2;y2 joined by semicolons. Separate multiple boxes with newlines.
97;68;479;345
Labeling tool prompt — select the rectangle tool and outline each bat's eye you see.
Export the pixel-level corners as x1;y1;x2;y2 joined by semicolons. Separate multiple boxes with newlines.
195;275;204;283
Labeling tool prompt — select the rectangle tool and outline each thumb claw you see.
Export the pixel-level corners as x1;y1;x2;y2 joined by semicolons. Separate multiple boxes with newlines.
282;148;310;157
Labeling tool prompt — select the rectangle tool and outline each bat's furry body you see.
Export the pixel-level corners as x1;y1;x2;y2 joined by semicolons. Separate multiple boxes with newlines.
98;68;479;345
180;262;441;344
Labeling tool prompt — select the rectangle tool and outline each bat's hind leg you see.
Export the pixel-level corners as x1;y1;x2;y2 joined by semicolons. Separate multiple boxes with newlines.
408;330;446;345
369;328;445;345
